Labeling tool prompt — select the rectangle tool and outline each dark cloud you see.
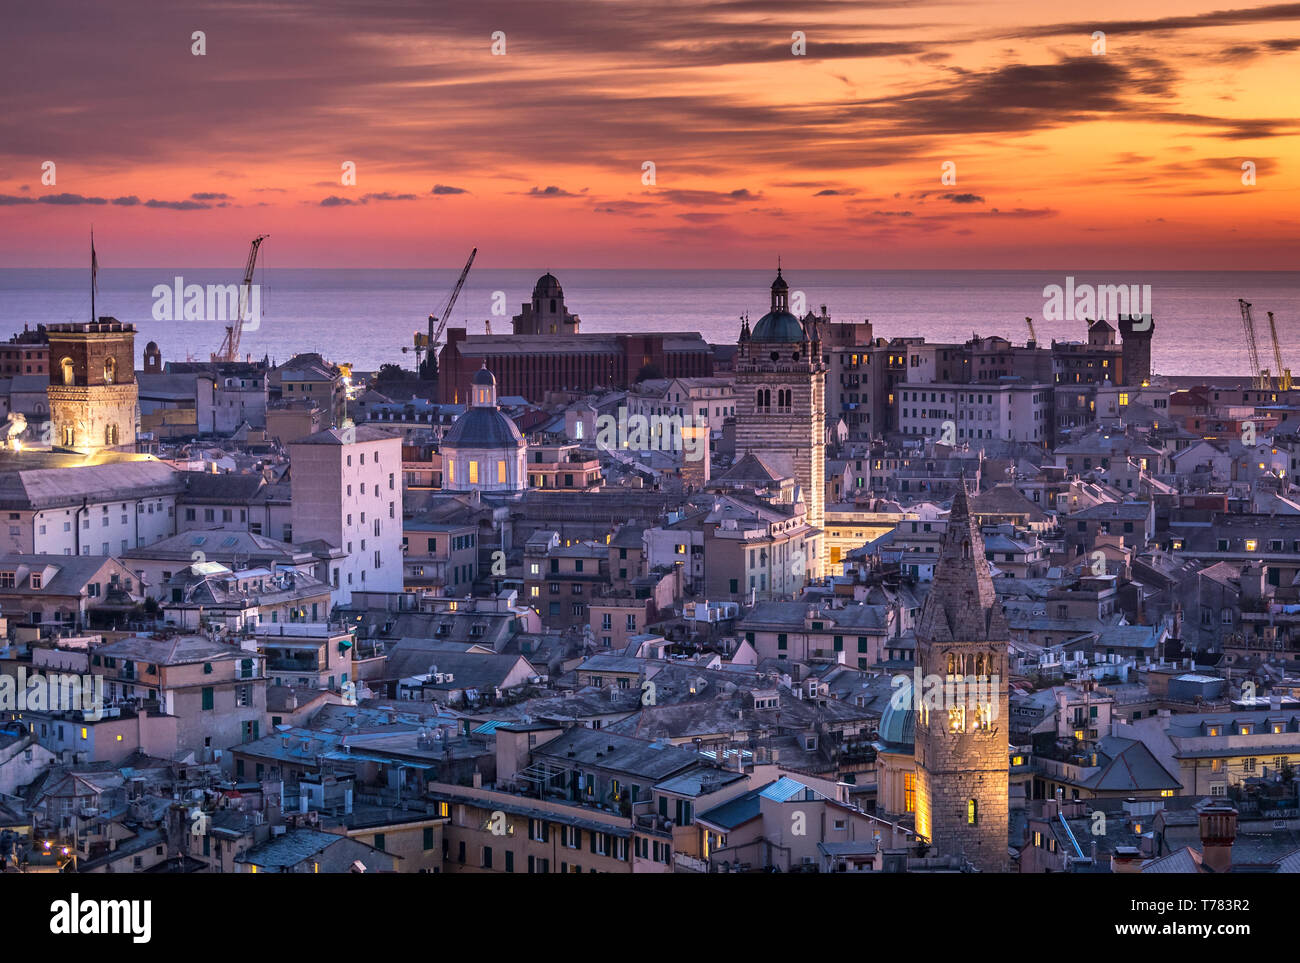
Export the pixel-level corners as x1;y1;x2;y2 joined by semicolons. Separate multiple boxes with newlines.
191;192;231;200
998;4;1300;41
39;193;108;205
431;184;467;194
656;188;764;205
144;198;209;210
318;191;417;206
523;185;581;197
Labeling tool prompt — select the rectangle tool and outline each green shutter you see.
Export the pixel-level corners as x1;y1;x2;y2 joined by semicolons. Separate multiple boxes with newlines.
201;687;214;710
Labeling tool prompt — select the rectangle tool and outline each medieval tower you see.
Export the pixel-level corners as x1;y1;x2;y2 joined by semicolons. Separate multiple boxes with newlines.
913;480;1010;872
734;267;826;577
47;318;138;453
1117;314;1154;387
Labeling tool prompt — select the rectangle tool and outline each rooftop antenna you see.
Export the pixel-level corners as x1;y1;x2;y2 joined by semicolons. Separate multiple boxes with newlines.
90;227;98;323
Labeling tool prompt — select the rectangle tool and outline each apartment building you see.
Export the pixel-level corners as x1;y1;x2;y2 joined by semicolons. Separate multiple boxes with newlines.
289;425;403;604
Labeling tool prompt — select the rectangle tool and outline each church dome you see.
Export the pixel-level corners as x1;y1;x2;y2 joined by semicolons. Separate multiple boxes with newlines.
876;678;916;748
442;407;524;449
471;365;497;387
532;273;563;300
751;309;805;343
749;265;805;343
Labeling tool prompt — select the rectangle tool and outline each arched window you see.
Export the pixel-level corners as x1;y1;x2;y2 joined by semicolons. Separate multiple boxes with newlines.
105;424;118;446
967;798;978;825
103;357;116;384
61;357;75;386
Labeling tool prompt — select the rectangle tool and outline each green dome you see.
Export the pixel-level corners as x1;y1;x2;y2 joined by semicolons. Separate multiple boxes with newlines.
876;679;916;749
751;309;805;343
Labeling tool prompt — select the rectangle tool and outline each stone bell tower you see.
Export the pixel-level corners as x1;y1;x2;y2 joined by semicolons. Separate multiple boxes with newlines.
46;318;138;452
913;480;1010;872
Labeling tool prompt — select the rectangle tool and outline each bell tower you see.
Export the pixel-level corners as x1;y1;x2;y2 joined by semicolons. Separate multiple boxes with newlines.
913;480;1010;872
733;266;826;578
46;318;138;452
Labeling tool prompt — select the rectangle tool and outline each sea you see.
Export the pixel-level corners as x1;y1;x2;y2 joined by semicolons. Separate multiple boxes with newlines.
0;268;1296;376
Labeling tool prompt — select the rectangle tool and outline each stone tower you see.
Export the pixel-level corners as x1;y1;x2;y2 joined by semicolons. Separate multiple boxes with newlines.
734;267;826;577
913;480;1010;872
1117;314;1154;387
46;318;138;452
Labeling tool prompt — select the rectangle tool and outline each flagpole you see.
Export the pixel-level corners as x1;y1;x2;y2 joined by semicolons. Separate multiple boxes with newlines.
90;227;96;323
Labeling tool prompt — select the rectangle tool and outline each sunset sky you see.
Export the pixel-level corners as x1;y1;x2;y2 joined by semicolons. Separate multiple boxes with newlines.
1;0;1298;269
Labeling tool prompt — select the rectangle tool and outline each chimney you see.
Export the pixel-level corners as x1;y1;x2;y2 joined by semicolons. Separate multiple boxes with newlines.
1199;805;1237;874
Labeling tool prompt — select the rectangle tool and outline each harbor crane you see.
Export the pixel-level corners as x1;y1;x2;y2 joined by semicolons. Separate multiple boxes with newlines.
406;247;476;378
1267;310;1292;391
211;234;268;363
1024;316;1038;346
1238;298;1271;391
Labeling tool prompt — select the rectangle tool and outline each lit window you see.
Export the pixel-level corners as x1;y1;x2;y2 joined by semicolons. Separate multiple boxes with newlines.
469;461;478;484
497;460;506;484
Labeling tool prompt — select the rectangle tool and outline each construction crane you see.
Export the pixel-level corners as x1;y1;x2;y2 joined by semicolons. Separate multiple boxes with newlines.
409;247;476;378
211;234;268;363
1238;298;1271;391
1267;310;1292;391
1024;316;1038;346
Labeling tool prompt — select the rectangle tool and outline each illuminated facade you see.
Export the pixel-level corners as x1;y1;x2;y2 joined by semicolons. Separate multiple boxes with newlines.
46;319;138;453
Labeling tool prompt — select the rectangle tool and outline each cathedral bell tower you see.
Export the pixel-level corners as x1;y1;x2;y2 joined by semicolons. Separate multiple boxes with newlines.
733;265;826;578
912;480;1010;872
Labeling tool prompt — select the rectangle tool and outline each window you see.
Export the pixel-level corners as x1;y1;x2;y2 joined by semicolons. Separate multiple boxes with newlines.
967;798;978;825
201;687;214;711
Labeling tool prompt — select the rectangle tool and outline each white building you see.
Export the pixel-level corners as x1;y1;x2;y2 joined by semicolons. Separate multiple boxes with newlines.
289;424;403;604
897;381;1053;445
0;460;181;557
